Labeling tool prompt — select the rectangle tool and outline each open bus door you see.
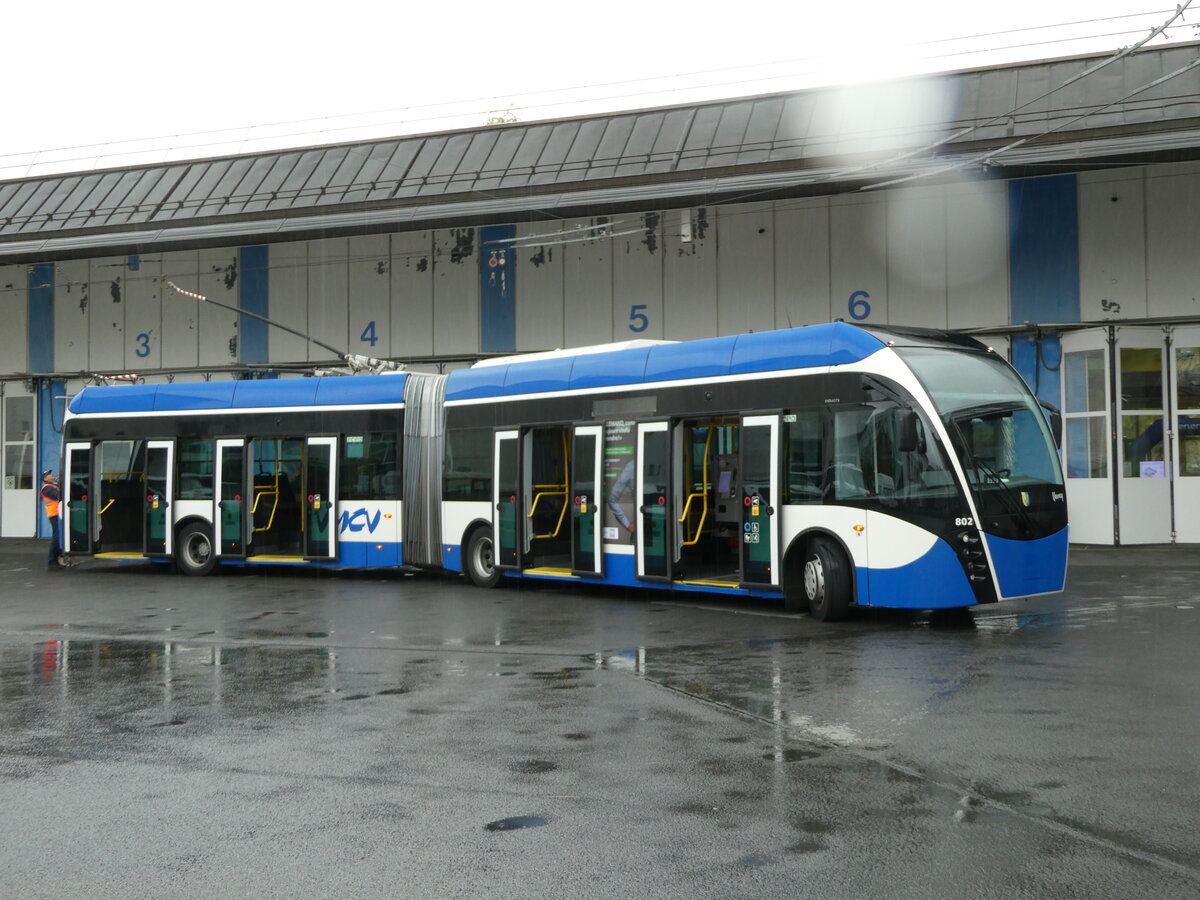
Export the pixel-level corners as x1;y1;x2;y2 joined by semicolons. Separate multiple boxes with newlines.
493;430;522;570
143;441;174;558
64;442;92;554
570;425;603;577
215;439;247;559
739;415;781;589
636;421;671;580
304;437;337;560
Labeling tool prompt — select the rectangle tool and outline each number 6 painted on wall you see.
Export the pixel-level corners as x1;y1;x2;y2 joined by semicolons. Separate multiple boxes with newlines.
848;291;871;321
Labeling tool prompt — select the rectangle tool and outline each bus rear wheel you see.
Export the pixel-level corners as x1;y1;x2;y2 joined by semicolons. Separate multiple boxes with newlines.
465;527;501;588
805;537;850;622
177;523;217;577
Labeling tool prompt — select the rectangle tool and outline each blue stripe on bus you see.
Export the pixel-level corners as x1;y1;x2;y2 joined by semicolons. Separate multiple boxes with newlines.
862;538;978;609
985;527;1068;598
69;372;409;415
445;322;887;402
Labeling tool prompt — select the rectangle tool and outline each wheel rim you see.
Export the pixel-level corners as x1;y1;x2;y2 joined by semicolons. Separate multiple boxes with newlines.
804;555;824;604
185;533;211;567
473;536;494;577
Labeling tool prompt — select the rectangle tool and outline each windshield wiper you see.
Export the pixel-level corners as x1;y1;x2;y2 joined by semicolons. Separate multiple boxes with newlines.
947;417;1035;531
950;401;1021;420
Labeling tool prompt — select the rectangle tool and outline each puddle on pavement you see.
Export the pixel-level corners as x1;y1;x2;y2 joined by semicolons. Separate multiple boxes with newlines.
0;638;448;739
484;816;547;831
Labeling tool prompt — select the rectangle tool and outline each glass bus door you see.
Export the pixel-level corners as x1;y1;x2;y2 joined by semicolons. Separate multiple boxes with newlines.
493;430;521;570
215;439;246;559
64;442;92;554
143;441;174;557
304;437;337;560
740;415;780;588
636;422;670;580
570;425;603;576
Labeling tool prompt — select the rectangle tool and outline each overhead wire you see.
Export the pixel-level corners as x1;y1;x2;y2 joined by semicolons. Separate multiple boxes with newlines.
0;9;1188;179
863;50;1200;190
833;0;1195;184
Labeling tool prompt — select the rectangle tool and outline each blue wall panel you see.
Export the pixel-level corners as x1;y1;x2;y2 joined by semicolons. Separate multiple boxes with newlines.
1008;175;1080;325
479;225;515;353
28;263;55;373
239;245;269;364
1009;175;1077;416
36;378;65;538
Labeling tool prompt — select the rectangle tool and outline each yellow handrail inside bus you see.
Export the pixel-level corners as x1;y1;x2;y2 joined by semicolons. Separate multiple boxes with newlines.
527;430;570;539
251;440;283;533
678;427;713;547
251;486;280;533
98;499;115;515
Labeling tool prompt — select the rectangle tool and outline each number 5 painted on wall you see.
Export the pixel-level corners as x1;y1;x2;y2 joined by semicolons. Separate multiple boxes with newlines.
629;304;649;333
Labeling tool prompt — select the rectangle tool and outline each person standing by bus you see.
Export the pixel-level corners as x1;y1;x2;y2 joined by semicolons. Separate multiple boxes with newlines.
40;469;67;568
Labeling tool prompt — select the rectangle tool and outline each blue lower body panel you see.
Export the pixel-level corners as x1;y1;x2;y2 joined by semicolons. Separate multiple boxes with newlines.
985;527;1069;598
862;538;977;610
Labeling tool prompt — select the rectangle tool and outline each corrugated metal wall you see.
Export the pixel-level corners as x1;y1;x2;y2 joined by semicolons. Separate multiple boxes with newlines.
11;161;1200;378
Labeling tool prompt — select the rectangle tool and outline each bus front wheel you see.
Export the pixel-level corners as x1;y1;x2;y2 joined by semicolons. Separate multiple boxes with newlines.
465;527;501;588
805;537;850;622
177;523;217;577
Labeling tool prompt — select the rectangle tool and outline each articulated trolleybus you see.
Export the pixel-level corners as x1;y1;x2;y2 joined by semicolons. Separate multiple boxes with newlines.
61;322;1067;620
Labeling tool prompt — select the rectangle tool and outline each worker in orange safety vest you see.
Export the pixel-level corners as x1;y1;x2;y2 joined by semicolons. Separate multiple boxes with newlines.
40;469;67;568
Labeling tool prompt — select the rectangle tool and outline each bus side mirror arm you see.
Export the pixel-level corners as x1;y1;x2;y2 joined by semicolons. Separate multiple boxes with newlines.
1038;399;1063;449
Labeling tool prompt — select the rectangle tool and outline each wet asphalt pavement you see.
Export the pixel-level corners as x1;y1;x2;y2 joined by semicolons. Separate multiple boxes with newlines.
1;541;1198;899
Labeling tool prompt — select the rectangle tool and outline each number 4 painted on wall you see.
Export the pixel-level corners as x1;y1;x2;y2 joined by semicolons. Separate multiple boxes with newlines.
360;321;379;347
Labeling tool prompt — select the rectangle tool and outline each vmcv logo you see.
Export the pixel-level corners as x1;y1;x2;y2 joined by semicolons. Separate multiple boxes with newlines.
338;508;382;533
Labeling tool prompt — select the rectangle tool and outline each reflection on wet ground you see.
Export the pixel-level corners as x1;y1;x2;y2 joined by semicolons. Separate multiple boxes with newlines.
1;546;1199;895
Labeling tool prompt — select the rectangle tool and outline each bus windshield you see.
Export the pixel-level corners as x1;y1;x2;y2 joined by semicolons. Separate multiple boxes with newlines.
897;348;1065;539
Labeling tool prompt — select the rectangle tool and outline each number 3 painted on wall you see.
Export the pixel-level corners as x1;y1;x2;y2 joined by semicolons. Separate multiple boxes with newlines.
135;333;151;357
848;291;871;321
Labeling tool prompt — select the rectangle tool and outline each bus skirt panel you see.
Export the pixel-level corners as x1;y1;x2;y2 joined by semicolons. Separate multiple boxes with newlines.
862;538;978;610
985;527;1069;599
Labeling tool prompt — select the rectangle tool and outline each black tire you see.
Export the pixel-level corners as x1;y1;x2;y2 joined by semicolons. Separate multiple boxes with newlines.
465;527;501;588
782;547;810;613
177;522;217;576
804;537;851;622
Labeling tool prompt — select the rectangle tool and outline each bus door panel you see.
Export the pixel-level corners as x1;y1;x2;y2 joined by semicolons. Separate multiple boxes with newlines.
143;441;174;557
636;421;671;580
65;442;92;554
304;437;338;560
570;425;604;576
215;439;247;558
494;430;522;570
739;415;781;588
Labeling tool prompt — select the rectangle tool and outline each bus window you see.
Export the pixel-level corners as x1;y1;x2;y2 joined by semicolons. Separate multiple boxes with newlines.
832;403;958;521
340;432;399;500
177;439;214;500
784;410;822;503
443;428;492;502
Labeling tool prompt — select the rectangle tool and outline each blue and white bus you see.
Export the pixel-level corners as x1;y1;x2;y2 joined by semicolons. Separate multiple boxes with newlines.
61;322;1068;620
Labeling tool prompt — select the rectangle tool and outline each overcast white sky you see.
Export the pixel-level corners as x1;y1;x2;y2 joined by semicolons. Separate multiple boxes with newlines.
2;2;1193;177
